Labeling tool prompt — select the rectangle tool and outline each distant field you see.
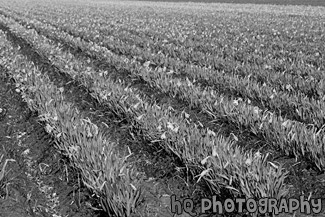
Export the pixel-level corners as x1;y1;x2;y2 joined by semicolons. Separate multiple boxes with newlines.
0;0;324;217
135;0;325;6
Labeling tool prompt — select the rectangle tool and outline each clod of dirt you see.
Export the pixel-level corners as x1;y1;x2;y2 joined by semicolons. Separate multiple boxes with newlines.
0;107;7;121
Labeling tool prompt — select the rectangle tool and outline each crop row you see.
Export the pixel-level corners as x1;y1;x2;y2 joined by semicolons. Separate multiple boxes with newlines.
7;5;325;102
0;29;142;217
2;13;325;173
3;8;325;130
0;14;290;202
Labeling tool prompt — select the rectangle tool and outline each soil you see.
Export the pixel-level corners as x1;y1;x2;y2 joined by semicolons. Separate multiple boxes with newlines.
0;74;106;217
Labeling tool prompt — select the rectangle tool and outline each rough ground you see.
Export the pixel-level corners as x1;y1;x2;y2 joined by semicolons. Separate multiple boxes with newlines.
0;74;106;217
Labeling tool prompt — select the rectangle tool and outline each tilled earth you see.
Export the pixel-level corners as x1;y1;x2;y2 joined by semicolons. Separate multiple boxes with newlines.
0;74;106;217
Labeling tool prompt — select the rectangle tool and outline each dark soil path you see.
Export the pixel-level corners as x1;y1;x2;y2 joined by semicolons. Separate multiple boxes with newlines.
0;73;106;217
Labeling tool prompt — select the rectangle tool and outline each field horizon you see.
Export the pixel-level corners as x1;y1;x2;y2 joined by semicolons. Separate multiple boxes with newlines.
130;0;325;7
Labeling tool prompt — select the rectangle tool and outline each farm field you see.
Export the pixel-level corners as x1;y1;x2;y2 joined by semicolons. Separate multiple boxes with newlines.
0;0;324;216
133;0;325;7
